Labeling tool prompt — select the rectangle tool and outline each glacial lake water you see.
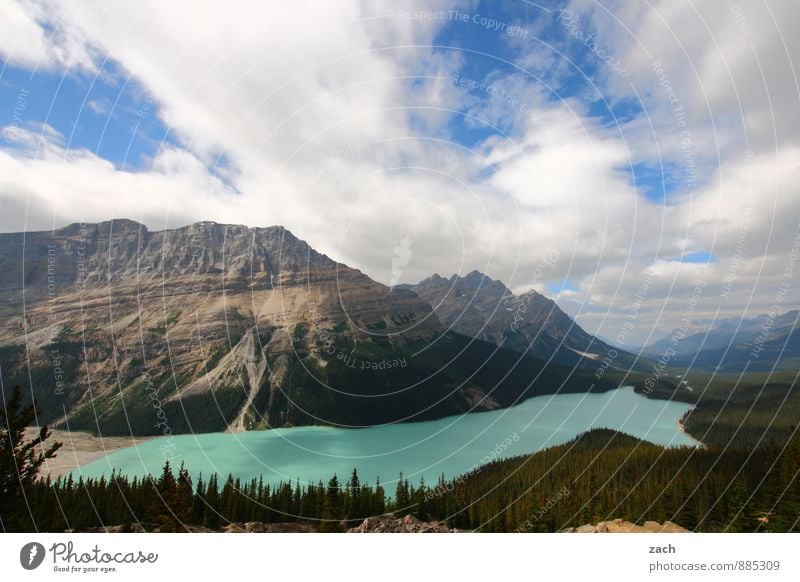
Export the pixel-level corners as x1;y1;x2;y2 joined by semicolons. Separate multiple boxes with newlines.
73;386;696;487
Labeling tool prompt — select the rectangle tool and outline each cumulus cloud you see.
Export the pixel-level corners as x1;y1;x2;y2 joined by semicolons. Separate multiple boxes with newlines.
0;123;236;231
0;0;797;344
0;0;96;71
544;0;800;340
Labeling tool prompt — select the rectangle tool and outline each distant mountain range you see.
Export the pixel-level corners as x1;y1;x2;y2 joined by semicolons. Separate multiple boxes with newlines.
0;220;651;436
642;310;799;372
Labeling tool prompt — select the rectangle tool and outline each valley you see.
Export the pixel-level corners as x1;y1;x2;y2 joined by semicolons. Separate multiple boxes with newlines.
71;386;696;486
0;220;664;438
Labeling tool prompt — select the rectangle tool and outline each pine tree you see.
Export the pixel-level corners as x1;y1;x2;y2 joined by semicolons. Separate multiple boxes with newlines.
394;472;411;516
0;385;62;531
149;461;180;531
318;474;342;532
191;474;206;523
174;463;194;528
346;468;361;521
202;474;220;530
414;475;428;519
374;477;386;514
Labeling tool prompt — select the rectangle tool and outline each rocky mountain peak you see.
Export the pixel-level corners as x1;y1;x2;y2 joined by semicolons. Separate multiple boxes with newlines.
460;269;488;284
416;270;510;299
411;270;644;370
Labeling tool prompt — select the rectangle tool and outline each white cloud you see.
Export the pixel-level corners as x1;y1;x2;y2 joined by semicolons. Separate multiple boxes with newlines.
0;0;798;345
0;123;236;231
0;0;96;71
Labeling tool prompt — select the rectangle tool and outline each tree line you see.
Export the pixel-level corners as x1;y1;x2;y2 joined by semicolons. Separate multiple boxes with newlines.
2;385;798;532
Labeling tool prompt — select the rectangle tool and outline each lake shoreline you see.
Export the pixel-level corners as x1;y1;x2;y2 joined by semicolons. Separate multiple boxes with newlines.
25;427;152;479
676;414;706;448
70;386;697;486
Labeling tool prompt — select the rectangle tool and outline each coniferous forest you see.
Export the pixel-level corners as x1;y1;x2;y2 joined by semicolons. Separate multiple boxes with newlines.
2;379;798;533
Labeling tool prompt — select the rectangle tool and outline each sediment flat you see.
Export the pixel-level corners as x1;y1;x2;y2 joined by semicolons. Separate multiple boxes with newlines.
24;427;151;478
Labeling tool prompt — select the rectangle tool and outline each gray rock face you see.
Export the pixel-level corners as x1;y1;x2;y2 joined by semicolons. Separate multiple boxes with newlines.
0;220;447;432
347;514;458;533
411;271;644;370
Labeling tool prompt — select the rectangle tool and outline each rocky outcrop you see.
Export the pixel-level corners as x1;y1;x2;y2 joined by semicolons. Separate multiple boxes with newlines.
347;514;458;533
222;521;315;533
77;521;315;533
78;523;147;533
560;519;690;533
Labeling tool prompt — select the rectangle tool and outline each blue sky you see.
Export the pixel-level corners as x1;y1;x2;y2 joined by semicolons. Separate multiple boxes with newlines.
0;60;174;168
0;1;678;200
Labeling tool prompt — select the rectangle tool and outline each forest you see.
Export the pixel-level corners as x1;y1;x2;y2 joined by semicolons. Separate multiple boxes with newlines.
2;377;798;533
681;370;800;449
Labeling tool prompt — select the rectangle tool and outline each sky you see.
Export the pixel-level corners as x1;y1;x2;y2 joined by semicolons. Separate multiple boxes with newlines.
0;0;798;347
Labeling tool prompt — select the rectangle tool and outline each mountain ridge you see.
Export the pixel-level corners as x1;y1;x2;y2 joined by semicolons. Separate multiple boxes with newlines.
0;219;629;436
410;270;647;372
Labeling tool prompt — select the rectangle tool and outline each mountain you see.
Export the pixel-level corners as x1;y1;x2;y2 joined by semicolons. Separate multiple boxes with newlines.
0;220;620;436
642;310;800;371
410;271;646;371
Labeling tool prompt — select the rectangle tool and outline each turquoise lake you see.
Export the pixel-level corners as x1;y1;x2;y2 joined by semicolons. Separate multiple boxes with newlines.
73;387;696;487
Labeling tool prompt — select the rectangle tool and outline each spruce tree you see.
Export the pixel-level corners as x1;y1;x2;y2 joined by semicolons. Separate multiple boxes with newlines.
394;473;411;516
346;468;361;521
374;477;386;514
0;385;62;531
202;474;221;530
318;474;342;532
